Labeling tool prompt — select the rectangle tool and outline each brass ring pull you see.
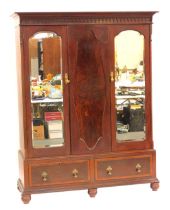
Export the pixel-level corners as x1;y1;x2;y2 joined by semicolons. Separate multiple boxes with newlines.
136;163;142;173
72;169;78;178
106;166;112;175
41;171;48;182
65;73;70;84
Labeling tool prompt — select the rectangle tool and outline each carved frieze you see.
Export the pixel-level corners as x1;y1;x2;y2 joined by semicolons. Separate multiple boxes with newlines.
17;13;154;25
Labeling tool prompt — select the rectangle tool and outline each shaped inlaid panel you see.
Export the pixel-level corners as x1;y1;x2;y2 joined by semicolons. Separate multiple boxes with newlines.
68;26;111;154
75;30;105;149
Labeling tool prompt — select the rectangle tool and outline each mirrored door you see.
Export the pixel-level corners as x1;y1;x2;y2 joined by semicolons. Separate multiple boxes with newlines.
114;30;145;142
29;32;65;148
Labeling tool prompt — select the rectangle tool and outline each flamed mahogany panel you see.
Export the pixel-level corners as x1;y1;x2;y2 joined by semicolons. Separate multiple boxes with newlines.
68;25;112;154
75;30;105;149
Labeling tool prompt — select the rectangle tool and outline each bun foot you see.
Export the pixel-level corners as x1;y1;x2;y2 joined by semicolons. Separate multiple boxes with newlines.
88;188;97;198
150;180;159;191
21;193;31;204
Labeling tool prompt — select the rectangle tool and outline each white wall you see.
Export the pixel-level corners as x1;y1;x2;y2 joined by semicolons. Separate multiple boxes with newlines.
0;0;169;209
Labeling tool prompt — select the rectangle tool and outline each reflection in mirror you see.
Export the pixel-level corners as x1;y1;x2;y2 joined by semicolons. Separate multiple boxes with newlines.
114;30;145;142
29;32;64;148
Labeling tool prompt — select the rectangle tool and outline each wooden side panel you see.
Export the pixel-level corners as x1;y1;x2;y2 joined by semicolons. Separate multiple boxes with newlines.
15;25;27;156
68;25;112;154
18;151;30;188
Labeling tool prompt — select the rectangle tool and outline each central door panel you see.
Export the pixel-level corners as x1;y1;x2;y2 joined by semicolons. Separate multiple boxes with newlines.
68;25;112;154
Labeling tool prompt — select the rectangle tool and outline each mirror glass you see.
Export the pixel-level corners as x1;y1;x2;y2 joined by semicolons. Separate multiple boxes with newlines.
114;30;145;142
29;32;64;148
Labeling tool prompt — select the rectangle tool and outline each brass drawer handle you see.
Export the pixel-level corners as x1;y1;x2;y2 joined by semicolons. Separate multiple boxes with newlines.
65;73;70;84
41;171;48;182
110;72;114;82
106;166;112;175
136;163;142;173
72;169;78;178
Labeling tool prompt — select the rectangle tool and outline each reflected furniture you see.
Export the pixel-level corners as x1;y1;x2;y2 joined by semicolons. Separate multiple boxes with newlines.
14;12;159;204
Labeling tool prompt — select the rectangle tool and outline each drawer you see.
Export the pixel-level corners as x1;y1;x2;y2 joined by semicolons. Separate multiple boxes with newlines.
29;160;90;187
95;155;152;181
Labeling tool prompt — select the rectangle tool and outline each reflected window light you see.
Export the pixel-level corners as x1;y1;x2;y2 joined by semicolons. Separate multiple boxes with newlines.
115;30;144;69
33;32;57;40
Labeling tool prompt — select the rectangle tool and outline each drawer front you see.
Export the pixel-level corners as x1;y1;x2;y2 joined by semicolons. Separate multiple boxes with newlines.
95;155;152;181
30;160;90;187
